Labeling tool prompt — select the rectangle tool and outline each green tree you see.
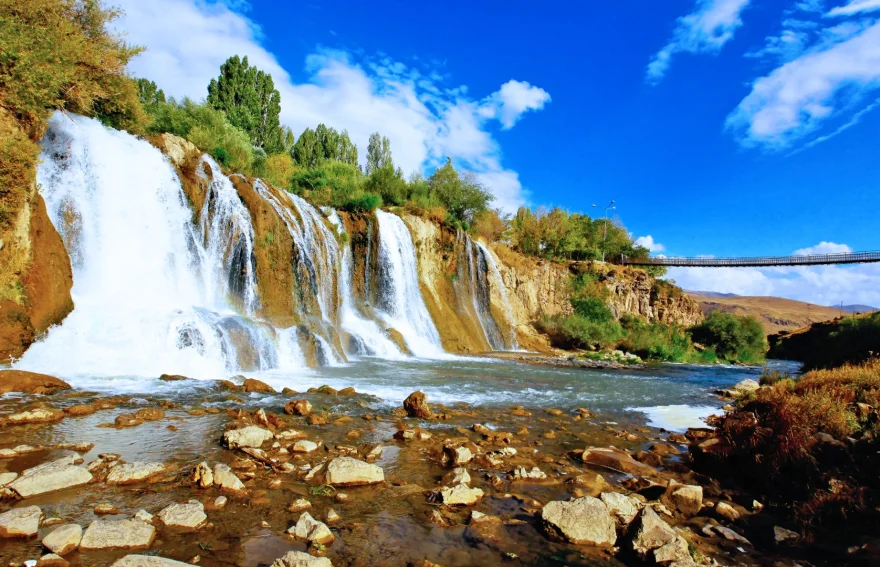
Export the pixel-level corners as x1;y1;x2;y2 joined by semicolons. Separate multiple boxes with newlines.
690;312;767;363
366;132;392;174
292;127;319;168
206;55;283;153
136;78;165;109
428;159;492;227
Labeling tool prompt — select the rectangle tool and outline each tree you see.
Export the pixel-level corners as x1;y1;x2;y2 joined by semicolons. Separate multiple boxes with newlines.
427;159;492;227
366;132;392;174
292;127;319;168
207;55;283;153
338;130;358;167
136;78;165;108
690;312;767;362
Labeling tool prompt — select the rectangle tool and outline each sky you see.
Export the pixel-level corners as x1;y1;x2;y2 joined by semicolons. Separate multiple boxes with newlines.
114;0;880;307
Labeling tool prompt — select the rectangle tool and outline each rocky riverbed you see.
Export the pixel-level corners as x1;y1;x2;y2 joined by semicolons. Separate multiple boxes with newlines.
0;370;824;567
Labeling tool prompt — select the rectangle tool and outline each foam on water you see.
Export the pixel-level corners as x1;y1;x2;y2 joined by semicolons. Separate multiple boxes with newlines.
625;404;718;432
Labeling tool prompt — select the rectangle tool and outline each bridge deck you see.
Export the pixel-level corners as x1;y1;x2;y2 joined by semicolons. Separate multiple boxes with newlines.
619;251;880;267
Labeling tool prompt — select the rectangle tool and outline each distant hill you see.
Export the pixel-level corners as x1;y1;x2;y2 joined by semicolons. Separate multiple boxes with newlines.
685;290;740;299
840;304;878;314
686;294;846;335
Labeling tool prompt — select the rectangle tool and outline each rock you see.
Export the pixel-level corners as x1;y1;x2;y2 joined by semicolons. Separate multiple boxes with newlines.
114;413;143;427
42;524;82;555
193;462;213;488
582;447;657;476
717;379;759;398
288;498;312;512
106;462;167;485
276;429;306;440
445;446;473;466
403;391;432;418
37;553;69;567
2;406;64;426
325;457;384;486
308;414;327;426
292;440;318;453
0;471;18;486
156;501;207;531
223;425;274;449
213;463;245;492
0;370;71;394
8;456;93;498
714;525;751;545
242;378;275;393
446;467;471;485
95;503;119;515
79;519;156;550
134;408;165;421
284;399;312;416
654;536;692;564
715;501;740;522
600;492;641;526
271;551;333;567
650;443;680;456
288;512;334;544
546;408;564;416
509;466;547;481
568;472;610;496
631;507;677;557
111;555;193;567
0;444;42;458
134;510;153;524
774;525;800;544
159;374;189;381
439;484;484;506
541;497;616;546
64;404;98;417
664;481;703;516
0;506;43;538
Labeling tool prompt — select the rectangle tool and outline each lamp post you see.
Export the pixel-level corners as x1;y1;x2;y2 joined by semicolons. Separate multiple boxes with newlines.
592;200;615;262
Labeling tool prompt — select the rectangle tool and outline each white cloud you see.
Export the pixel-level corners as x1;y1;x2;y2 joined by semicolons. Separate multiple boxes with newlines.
827;0;880;16
634;235;666;253
667;242;880;306
727;19;880;148
647;0;752;84
115;0;549;212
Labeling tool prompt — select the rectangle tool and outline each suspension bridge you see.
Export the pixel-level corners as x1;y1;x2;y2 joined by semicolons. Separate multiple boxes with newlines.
618;250;880;268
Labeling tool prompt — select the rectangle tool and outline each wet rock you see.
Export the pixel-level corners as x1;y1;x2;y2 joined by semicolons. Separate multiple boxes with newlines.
223;425;274;449
0;444;42;458
567;472;610;496
243;378;275;393
106;462;167;485
134;408;165;421
439;484;484;506
650;443;680;456
635;451;663;468
79;519;156;550
284;399;312;416
509;466;547;481
510;406;532;417
774;525;800;544
159;374;188;382
325;509;340;523
288;499;312;512
292;440;318;453
276;429;307;440
37;553;69;567
211;496;227;510
64;404;98;417
664;481;703;516
541;497;617;546
444;446;473;466
600;492;641;526
8;456;93;498
308;414;328;426
2;406;64;426
114;414;144;428
631;507;677;557
310;385;339;395
193;462;213;488
338;387;356;395
134;510;153;524
715;501;740;522
403;391;432;419
716;379;759;399
288;511;334;544
213;463;245;492
443;467;471;485
325;457;384;486
112;555;193;566
0;472;18;486
0;370;71;394
271;551;333;567
95;503;119;515
156;501;207;531
582;447;657;476
42;524;82;555
0;506;42;538
545;408;564;416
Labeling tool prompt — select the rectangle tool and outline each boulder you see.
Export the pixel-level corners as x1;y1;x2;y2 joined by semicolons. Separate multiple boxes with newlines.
715;501;740;522
445;467;471;485
213;463;245;492
291;440;318;453
0;472;18;486
664;481;703;516
287;511;334;544
223;425;274;449
156;501;207;531
37;553;69;567
717;379;760;399
582;447;657;476
541;497;617;546
112;555;193;567
773;525;800;544
193;462;213;488
133;408;165;421
271;551;333;567
8;456;92;498
106;462;167;485
242;378;275;393
0;370;71;394
134;510;153;524
284;399;312;416
114;414;143;428
445;446;473;466
79;519;155;550
439;484;484;506
403;391;432;418
654;536;693;564
288;498;312;513
631;507;677;557
325;457;384;486
600;492;641;526
0;505;43;538
42;524;82;555
509;466;547;481
2;406;64;426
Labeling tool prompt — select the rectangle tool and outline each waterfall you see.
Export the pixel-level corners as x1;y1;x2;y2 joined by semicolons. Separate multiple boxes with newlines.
475;241;519;350
374;210;445;357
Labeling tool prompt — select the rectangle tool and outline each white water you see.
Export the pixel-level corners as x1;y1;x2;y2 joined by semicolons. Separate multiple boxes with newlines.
374;210;446;358
475;241;519;350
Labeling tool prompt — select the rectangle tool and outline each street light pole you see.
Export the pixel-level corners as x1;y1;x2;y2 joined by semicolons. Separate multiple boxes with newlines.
592;200;615;262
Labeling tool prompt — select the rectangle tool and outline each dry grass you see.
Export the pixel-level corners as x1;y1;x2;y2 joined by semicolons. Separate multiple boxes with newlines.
690;294;845;335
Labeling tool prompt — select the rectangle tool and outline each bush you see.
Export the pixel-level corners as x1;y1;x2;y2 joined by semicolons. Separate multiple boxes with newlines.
289;160;364;208
540;314;623;350
771;313;880;370
340;192;382;213
690;311;767;363
262;153;298;189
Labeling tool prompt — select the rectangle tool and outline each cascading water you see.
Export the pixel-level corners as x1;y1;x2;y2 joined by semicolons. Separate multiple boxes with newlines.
374;210;446;357
475;241;519;350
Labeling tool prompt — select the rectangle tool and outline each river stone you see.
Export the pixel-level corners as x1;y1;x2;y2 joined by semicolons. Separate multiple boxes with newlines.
292;440;318;453
715;501;740;522
439;484;484;506
582;447;657;476
600;492;641;526
0;472;18;486
37;553;68;567
3;406;64;426
242;378;275;393
223;425;274;449
106;462;167;485
541;497;616;546
213;463;245;491
654;535;693;564
403;391;432;418
79;519;156;550
631;506;677;557
42;524;82;555
325;457;384;486
446;446;473;466
271;551;333;567
8;456;93;498
447;467;471;485
193;462;213;488
284;399;312;416
112;555;193;566
156;501;207;531
665;481;703;516
288;511;334;544
0;506;43;538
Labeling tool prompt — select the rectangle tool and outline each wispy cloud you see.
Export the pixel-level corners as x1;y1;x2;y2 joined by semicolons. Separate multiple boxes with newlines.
647;0;752;84
827;0;880;16
114;0;550;212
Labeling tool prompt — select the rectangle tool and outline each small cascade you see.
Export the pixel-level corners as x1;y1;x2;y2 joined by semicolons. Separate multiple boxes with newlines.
456;233;505;350
475;241;520;350
374;210;445;357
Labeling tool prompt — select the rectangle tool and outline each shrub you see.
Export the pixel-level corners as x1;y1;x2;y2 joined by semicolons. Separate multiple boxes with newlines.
289;160;364;208
262;153;298;189
340;192;382;213
690;311;767;363
540;314;623;350
771;312;880;370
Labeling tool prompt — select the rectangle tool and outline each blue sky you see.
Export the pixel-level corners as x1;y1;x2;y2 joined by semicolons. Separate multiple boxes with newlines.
116;0;880;306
